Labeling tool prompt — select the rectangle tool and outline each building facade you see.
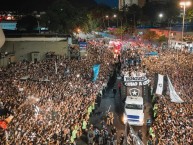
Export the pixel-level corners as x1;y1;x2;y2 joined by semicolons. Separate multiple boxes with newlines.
0;36;69;67
119;0;146;10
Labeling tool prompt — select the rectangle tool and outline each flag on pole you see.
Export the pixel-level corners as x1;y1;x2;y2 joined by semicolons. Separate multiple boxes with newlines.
167;75;184;103
55;61;58;74
92;64;100;82
153;73;167;95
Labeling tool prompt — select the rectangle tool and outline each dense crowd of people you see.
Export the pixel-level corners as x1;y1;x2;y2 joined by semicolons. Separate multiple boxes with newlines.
144;49;193;145
0;39;116;144
1;36;193;145
120;41;193;145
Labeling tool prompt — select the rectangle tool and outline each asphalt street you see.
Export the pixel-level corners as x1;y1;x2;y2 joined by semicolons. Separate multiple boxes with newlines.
77;69;151;145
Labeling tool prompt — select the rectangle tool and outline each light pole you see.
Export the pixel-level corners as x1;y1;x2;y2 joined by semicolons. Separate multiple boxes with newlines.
179;1;191;61
159;13;163;24
37;20;40;34
106;15;110;27
179;1;191;42
168;19;172;48
121;18;123;41
113;14;118;27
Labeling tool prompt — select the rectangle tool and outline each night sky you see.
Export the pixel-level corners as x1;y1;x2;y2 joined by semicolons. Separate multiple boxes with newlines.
0;0;108;11
95;0;118;8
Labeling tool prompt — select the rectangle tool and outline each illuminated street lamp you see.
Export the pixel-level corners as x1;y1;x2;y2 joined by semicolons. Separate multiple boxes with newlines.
113;14;118;27
179;1;191;42
106;15;109;27
178;1;191;62
159;13;163;23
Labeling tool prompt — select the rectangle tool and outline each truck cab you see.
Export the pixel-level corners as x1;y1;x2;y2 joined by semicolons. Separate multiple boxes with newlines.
123;96;144;126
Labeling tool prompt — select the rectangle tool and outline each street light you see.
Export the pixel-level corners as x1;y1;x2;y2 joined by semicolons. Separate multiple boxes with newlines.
113;14;118;27
179;1;191;61
37;20;40;34
159;13;163;23
106;15;110;27
179;1;191;42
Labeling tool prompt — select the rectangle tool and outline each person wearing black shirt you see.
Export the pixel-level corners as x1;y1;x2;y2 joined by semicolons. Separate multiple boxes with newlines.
111;126;117;135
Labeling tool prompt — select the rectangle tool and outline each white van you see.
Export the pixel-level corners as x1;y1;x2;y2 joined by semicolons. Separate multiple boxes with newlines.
123;96;144;126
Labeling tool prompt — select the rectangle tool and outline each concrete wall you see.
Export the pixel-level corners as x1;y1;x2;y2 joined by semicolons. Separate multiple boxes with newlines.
0;27;5;48
149;28;193;41
1;40;68;63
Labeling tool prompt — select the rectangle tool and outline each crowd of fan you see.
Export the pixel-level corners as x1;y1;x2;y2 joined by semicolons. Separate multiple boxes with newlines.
144;49;193;145
0;39;116;144
120;41;193;145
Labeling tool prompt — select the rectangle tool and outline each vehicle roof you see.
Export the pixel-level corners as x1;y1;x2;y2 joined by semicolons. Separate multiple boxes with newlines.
125;96;143;104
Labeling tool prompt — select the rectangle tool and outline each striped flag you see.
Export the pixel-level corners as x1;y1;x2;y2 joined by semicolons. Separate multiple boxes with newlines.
153;73;167;95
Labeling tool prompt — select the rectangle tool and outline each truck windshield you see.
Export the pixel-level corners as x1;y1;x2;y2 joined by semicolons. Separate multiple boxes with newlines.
125;104;143;110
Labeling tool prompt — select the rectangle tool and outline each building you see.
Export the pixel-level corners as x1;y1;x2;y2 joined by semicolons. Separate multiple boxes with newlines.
147;0;169;4
119;0;146;10
0;27;5;48
0;34;70;67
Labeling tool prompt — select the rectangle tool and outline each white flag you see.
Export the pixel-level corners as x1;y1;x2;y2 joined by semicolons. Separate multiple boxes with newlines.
167;75;184;103
156;74;164;95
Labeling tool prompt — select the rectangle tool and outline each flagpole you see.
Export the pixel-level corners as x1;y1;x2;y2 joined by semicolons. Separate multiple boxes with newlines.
55;61;58;74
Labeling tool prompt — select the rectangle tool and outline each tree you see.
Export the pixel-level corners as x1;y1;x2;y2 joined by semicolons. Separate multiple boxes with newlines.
142;1;179;26
127;4;142;27
16;15;38;32
87;4;112;30
186;8;193;23
142;30;158;41
45;0;98;33
157;35;167;43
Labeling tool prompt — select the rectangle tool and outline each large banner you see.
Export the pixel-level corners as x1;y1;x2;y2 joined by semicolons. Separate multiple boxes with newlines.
124;76;150;87
124;75;150;98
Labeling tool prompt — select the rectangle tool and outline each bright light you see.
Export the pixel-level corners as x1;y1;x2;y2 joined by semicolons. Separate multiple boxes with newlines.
159;13;163;18
106;15;109;18
113;14;117;18
180;1;191;6
76;74;80;78
77;28;81;33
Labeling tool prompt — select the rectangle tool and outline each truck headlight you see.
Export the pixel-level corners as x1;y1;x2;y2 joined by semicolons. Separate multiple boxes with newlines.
123;113;127;124
139;118;144;123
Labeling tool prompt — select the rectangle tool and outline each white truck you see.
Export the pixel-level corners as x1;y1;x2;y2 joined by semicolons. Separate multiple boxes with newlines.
123;96;144;126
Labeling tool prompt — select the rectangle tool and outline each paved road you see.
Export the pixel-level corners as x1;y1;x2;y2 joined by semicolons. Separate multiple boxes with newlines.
77;70;125;145
77;70;152;145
